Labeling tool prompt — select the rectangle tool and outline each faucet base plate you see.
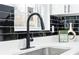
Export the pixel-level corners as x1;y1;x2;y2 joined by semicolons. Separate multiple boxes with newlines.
20;46;35;50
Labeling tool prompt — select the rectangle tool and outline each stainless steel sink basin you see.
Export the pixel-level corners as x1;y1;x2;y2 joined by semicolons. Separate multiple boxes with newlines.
74;52;79;55
20;47;69;55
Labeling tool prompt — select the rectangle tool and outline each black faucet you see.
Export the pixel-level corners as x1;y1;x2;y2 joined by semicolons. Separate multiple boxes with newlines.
21;13;45;50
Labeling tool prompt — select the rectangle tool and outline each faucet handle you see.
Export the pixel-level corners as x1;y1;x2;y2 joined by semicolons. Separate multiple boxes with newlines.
30;38;34;41
30;35;34;42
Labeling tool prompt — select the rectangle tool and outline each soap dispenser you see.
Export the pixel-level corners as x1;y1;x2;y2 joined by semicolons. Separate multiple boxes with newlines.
68;23;76;41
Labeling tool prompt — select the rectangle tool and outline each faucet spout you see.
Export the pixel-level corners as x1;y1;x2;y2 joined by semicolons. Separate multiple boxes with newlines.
26;13;45;49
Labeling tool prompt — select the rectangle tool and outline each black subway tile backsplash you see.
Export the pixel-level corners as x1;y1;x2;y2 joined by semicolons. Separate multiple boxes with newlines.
0;4;15;41
50;15;79;35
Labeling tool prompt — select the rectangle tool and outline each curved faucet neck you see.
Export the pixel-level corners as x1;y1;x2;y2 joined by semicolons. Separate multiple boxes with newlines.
27;13;45;30
26;13;45;49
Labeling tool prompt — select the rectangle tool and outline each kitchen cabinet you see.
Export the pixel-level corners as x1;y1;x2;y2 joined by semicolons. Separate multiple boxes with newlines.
51;4;79;15
50;4;66;15
69;5;79;14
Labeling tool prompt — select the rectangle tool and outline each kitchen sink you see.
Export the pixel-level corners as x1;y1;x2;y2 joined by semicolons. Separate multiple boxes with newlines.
74;52;79;55
20;47;70;55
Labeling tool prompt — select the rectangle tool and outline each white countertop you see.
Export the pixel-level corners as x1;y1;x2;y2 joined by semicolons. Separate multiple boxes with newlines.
1;35;79;55
0;42;79;55
13;42;79;55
